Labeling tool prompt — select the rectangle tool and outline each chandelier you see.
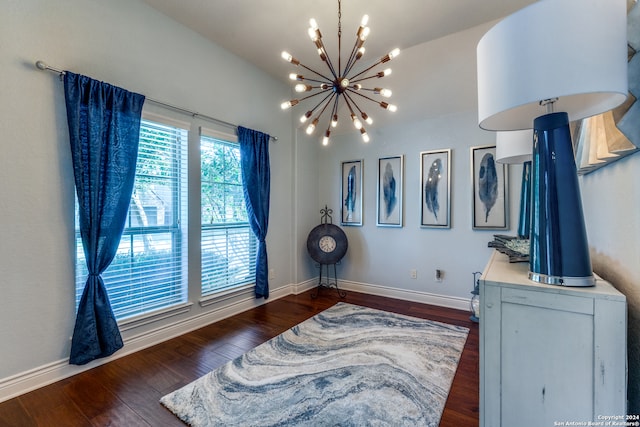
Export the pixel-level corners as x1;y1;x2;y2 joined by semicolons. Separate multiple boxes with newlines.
280;0;400;146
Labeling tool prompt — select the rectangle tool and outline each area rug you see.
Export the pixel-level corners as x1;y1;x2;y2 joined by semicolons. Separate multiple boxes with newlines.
160;302;469;426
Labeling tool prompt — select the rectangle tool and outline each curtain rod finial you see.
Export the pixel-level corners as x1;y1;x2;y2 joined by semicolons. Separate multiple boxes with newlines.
35;60;47;70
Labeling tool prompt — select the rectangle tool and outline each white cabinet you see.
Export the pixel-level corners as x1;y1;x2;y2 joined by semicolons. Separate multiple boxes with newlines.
479;251;627;427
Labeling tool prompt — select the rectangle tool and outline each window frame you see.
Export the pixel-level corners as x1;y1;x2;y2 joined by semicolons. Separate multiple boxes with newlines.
74;113;189;323
200;128;257;298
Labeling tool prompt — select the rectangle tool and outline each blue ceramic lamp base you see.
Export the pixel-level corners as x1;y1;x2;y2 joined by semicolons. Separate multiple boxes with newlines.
528;112;595;287
517;160;531;239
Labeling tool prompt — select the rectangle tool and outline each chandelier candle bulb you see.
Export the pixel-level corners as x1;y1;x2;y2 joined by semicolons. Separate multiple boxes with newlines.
281;100;298;110
308;28;318;41
322;129;330;146
281;51;299;65
379;101;397;112
300;111;312;123
295;84;312;92
351;114;363;130
359;26;370;41
381;49;400;63
306;118;319;135
374;88;392;98
360;128;370;143
308;27;321;42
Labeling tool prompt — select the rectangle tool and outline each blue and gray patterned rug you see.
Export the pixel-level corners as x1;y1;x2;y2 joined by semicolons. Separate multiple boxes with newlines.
160;302;469;426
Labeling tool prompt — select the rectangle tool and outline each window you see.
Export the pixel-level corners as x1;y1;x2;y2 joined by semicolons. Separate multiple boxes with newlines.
200;130;256;296
75;118;188;320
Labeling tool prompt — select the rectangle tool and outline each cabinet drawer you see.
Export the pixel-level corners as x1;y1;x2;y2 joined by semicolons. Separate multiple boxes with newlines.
501;286;594;315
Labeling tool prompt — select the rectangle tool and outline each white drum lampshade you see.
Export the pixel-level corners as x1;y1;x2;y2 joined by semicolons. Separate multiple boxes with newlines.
477;0;628;132
496;130;533;164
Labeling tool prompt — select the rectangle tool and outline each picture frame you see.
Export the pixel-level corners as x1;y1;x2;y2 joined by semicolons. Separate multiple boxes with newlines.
420;149;451;228
471;145;508;230
377;155;403;227
341;159;363;226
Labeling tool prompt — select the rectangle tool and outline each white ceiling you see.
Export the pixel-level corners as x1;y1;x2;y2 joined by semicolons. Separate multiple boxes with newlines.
142;0;537;131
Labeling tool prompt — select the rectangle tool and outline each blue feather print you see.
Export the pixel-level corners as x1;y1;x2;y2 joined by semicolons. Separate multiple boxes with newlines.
424;158;442;220
478;153;498;222
344;165;356;218
383;162;397;218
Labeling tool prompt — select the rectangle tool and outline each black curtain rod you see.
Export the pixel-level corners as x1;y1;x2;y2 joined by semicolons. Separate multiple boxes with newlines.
34;60;278;141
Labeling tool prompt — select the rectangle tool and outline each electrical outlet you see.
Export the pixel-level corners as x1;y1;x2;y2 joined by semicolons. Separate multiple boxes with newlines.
269;268;276;280
410;269;417;279
435;269;443;282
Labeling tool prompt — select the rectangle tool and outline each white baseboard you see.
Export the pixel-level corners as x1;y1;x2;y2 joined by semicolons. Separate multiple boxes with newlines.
0;279;470;403
295;279;470;311
292;278;319;294
337;280;471;311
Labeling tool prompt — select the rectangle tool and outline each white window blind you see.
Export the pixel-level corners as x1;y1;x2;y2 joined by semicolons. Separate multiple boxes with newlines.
200;130;256;296
75;118;188;320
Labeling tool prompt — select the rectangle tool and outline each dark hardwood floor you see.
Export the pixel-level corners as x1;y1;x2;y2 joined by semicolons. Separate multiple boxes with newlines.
0;289;479;426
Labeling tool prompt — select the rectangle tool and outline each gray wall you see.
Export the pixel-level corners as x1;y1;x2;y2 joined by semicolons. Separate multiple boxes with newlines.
581;157;640;413
0;0;296;381
315;112;520;300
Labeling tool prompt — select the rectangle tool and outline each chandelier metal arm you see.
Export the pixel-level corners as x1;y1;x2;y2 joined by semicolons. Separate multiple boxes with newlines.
316;93;336;119
349;60;385;81
342;93;358;117
346;88;386;105
350;73;385;84
343;45;360;77
294;89;334;105
343;91;364;114
298;62;334;84
330;96;340;121
343;36;366;77
308;91;336;116
326;49;340;81
303;77;330;85
315;38;339;80
329;96;340;126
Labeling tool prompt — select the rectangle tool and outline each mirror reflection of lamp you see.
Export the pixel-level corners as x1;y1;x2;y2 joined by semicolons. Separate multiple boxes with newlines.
470;271;482;323
477;0;628;287
496;130;533;239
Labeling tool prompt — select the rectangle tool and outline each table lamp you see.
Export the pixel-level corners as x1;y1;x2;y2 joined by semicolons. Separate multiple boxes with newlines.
496;130;533;239
477;0;628;286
